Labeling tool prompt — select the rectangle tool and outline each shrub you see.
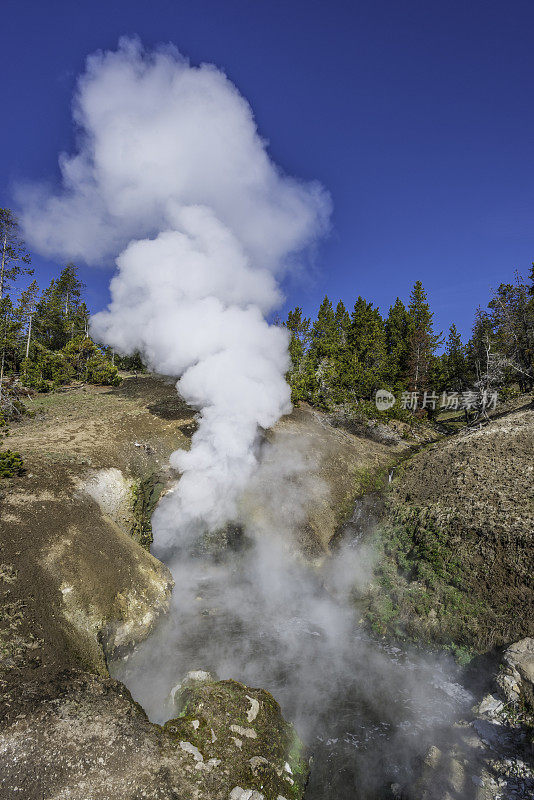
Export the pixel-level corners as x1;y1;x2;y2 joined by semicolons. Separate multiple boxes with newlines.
86;353;121;386
0;450;24;477
23;337;121;389
64;336;121;386
20;358;50;392
50;352;74;386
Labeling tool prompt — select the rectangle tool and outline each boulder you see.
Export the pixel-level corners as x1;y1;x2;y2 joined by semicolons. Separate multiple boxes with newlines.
496;637;534;710
0;671;307;800
165;676;309;800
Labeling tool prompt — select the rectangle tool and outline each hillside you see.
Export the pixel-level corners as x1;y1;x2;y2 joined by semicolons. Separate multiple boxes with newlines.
366;397;534;653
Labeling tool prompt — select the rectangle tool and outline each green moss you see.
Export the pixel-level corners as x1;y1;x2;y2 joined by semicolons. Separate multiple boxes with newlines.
130;475;164;550
354;464;390;496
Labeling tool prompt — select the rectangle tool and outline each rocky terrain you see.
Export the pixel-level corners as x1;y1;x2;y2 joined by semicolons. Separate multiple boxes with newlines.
0;375;406;799
411;636;534;800
1;376;532;799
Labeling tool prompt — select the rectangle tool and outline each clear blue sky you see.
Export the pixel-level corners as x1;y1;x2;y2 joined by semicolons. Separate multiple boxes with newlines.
1;0;533;342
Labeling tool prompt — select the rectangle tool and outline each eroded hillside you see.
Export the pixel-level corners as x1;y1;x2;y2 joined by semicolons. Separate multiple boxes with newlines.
367;398;534;652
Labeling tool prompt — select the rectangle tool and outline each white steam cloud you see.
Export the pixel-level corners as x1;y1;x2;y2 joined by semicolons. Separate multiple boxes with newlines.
19;37;331;541
19;40;478;798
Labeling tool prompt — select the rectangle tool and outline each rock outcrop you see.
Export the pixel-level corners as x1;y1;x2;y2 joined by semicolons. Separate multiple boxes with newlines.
414;641;534;800
264;403;407;554
165;671;309;800
0;669;308;800
496;637;534;710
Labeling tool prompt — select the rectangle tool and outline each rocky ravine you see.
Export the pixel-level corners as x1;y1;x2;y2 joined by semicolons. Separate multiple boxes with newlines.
0;375;405;799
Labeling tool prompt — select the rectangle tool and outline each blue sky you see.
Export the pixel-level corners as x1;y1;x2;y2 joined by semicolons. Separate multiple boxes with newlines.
1;0;533;342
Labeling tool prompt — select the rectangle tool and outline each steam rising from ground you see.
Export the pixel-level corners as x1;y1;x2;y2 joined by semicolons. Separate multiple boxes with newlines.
19;36;331;540
113;431;472;799
21;40;475;797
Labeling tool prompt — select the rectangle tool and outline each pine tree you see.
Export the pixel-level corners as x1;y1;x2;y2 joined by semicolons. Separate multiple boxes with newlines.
0;210;32;398
33;280;66;351
16;280;40;360
71;301;90;340
308;296;343;407
333;300;354;398
527;264;534;377
467;306;495;391
0;297;20;397
310;296;339;363
349;297;388;399
32;265;86;351
0;209;32;302
284;307;314;402
406;281;441;392
55;264;86;342
487;273;533;389
286;307;311;365
385;297;411;390
443;324;467;392
334;300;351;345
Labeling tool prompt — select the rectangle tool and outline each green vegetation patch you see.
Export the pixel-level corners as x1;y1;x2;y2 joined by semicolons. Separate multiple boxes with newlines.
364;500;485;660
130;474;165;551
0;450;24;478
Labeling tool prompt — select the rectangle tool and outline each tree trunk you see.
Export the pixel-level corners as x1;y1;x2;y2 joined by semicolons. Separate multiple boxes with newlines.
0;234;6;301
25;314;33;359
0;348;5;402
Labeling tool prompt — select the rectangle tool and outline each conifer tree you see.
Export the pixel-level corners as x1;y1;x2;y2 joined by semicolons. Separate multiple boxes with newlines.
308;296;343;407
0;210;33;397
443;324;467;392
487;274;533;389
0;209;32;302
33;280;66;351
333;300;354;398
0;298;19;396
349;297;388;398
406;281;441;392
467;306;495;391
309;296;339;363
334;300;351;344
284;307;314;402
33;265;86;351
16;280;40;359
385;297;411;390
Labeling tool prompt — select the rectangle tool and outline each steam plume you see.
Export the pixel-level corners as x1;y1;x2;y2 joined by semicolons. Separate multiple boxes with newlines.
19;37;331;543
19;41;477;798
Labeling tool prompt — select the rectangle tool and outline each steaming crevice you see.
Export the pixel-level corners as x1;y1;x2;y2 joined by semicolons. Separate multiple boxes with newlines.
19;38;477;799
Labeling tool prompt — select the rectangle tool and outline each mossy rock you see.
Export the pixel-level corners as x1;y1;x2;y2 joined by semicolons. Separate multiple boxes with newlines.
130;474;164;550
164;676;309;799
